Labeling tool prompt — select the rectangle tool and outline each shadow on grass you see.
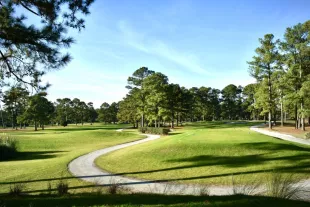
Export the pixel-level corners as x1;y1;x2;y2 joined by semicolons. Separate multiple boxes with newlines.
184;121;263;130
45;127;124;132
0;151;66;162
1;193;309;207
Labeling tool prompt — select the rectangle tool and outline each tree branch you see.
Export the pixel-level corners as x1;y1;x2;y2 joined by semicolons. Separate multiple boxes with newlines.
19;1;40;16
0;50;32;86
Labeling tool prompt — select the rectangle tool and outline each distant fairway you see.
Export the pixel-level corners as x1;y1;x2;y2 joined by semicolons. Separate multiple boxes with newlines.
96;122;310;185
0;124;144;194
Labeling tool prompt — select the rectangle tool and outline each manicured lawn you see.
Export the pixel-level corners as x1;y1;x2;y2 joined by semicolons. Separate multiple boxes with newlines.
0;123;144;194
96;122;310;185
1;193;310;207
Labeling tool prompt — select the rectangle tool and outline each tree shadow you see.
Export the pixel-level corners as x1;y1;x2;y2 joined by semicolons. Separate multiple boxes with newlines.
0;151;66;162
45;127;124;132
184;121;262;130
239;141;310;152
1;193;309;207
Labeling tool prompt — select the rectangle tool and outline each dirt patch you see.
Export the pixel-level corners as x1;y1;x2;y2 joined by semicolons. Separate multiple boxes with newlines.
263;124;309;138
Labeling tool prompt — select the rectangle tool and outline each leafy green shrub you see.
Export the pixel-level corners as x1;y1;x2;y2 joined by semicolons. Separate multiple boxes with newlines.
305;132;310;139
0;134;18;161
138;127;170;135
60;120;68;127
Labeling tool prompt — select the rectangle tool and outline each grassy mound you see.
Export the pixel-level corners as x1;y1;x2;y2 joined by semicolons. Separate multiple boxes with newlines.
0;124;143;194
96;122;310;185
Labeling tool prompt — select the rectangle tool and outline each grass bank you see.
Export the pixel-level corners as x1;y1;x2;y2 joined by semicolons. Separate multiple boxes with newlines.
0;124;144;194
96;121;310;185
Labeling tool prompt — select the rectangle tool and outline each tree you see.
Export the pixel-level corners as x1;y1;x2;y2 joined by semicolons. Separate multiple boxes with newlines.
280;20;310;130
143;72;168;127
87;102;97;125
0;0;94;88
164;83;182;128
243;83;259;120
248;34;279;129
118;92;140;127
21;92;54;131
98;102;111;123
54;98;72;126
221;84;242;120
126;67;155;127
2;85;29;129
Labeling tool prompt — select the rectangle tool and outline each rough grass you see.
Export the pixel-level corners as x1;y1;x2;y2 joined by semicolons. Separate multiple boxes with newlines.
96;121;310;185
0;123;144;194
1;193;309;207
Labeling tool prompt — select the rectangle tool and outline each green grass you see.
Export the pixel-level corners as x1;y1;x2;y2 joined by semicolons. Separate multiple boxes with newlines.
0;123;144;194
1;193;310;207
96;121;310;185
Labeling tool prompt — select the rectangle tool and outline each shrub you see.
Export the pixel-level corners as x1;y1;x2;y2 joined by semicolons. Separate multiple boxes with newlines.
266;173;304;199
60;120;68;127
305;132;310;139
47;181;53;195
107;183;120;195
138;127;170;135
56;180;69;195
9;183;25;196
0;134;18;161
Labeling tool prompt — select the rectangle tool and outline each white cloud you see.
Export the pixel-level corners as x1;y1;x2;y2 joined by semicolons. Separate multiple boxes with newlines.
118;20;209;75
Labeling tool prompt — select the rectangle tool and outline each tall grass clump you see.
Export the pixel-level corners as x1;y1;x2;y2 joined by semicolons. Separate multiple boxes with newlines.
0;133;18;161
266;173;306;200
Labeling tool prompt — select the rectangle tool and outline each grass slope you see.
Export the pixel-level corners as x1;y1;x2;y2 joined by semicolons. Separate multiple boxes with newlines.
0;124;144;194
96;122;310;185
1;194;310;207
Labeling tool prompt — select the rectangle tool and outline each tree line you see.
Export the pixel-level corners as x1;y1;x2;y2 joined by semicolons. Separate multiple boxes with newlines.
118;20;310;130
248;20;310;130
117;67;257;128
0;86;118;130
0;12;308;131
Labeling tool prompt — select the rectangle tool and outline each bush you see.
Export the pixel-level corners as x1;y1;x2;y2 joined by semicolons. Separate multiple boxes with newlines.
9;183;25;196
56;180;69;195
305;132;310;139
60;120;68;127
138;127;170;135
0;134;18;161
266;173;304;200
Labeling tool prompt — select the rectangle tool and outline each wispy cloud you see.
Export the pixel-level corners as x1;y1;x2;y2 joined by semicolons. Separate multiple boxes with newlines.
118;20;209;75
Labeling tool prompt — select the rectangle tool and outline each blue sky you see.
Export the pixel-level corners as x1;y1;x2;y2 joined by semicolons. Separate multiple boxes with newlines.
41;0;310;107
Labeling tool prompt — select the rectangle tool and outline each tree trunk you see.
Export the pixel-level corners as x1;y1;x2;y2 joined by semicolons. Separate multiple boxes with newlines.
280;99;284;127
34;121;38;131
42;124;44;130
268;111;272;129
295;104;298;129
171;113;174;129
268;69;272;129
301;101;305;131
0;103;4;128
141;113;144;127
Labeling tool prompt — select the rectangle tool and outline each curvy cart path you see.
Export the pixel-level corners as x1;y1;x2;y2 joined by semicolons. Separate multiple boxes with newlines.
68;127;310;198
